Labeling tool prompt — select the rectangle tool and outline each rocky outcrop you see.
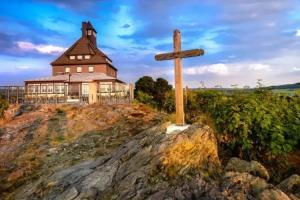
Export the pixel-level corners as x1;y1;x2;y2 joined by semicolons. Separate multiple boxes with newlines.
225;157;270;180
11;124;222;200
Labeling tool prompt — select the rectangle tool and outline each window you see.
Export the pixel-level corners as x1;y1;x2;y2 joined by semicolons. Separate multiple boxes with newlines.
28;84;40;93
88;30;92;35
77;55;83;60
47;84;53;93
88;66;94;73
70;56;75;60
41;84;47;93
82;83;89;95
54;83;65;94
99;83;112;93
84;55;91;59
77;66;82;73
65;67;70;73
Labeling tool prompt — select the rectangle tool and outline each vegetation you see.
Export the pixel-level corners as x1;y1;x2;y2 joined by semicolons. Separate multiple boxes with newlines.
0;96;8;118
135;76;172;109
135;77;300;164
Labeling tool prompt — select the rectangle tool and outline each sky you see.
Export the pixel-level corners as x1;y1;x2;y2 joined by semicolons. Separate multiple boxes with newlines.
0;0;300;88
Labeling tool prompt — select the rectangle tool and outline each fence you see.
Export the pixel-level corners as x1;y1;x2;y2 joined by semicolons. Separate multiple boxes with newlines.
0;86;25;104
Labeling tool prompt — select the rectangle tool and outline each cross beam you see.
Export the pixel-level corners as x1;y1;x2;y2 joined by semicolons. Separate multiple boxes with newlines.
155;30;205;126
155;49;204;61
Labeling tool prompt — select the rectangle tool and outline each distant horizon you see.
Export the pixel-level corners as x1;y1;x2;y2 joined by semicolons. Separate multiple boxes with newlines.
0;0;300;87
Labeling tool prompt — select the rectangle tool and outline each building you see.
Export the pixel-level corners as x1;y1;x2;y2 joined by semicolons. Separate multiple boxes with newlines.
25;21;127;104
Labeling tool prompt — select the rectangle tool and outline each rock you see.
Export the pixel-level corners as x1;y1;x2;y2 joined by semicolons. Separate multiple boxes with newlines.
221;172;269;199
225;157;270;180
258;189;291;200
277;174;300;198
55;187;78;200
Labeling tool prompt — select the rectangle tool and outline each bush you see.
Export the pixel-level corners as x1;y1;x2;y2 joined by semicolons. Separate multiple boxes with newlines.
0;97;8;118
194;90;300;160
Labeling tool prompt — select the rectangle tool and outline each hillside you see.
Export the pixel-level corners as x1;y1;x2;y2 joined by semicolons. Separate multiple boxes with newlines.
0;104;299;200
267;82;300;90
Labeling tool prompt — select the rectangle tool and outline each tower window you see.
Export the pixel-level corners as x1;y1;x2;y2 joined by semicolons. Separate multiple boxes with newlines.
88;30;92;35
77;66;82;73
84;55;91;59
88;66;94;72
77;55;83;60
70;56;75;60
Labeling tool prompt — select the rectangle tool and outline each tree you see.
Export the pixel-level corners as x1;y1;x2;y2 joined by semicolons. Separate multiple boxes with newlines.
134;76;155;97
154;78;172;109
135;76;172;110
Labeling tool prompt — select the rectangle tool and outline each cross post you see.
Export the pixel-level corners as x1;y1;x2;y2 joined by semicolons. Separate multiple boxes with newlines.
155;29;204;126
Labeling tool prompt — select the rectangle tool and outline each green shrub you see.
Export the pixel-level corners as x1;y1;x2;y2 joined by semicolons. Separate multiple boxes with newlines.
0;97;8;118
196;90;300;160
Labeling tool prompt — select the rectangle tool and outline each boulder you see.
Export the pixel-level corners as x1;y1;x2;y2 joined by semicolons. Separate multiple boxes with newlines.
277;174;300;198
221;172;269;199
225;157;270;180
258;189;291;200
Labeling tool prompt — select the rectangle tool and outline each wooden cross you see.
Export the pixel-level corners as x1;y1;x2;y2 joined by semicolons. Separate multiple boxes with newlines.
155;30;204;126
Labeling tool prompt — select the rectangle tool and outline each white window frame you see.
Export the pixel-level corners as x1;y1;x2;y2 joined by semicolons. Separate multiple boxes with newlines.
82;83;89;95
54;83;65;94
88;30;92;35
47;84;53;93
88;66;94;73
84;55;91;59
70;56;75;60
41;84;47;93
77;66;82;73
77;55;83;60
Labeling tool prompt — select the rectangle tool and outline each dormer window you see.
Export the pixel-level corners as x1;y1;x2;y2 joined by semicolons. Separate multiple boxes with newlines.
70;56;75;60
77;55;83;60
84;55;91;59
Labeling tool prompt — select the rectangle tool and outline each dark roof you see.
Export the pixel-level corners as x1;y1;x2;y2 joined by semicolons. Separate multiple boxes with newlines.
51;22;116;70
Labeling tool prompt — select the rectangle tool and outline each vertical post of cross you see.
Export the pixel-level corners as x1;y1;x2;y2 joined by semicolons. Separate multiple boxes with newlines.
173;30;185;126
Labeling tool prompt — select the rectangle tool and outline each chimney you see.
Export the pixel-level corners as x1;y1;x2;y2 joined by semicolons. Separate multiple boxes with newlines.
82;22;87;37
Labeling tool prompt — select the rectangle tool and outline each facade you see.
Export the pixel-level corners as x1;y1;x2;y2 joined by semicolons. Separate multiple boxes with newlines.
25;21;127;104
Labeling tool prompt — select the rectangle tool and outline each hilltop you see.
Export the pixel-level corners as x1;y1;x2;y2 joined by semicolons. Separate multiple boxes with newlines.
0;103;299;200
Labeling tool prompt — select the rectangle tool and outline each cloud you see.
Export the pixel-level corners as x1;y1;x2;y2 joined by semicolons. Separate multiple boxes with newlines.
248;64;271;71
33;0;101;12
184;63;229;76
17;41;66;55
296;30;300;37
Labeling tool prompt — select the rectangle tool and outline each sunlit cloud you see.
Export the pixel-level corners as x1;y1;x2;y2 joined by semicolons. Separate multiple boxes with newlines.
16;41;66;55
184;64;229;76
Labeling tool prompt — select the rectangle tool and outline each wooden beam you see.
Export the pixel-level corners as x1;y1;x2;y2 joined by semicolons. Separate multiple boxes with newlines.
174;30;185;126
155;49;204;61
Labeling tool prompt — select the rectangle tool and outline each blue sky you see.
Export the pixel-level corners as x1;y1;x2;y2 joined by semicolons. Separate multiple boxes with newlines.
0;0;300;87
